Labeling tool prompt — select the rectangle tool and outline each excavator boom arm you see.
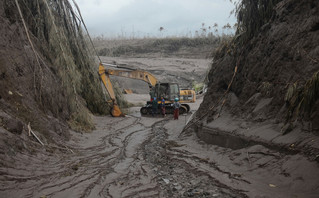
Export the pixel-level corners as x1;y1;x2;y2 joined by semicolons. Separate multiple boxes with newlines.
99;65;116;100
98;63;124;117
107;68;158;87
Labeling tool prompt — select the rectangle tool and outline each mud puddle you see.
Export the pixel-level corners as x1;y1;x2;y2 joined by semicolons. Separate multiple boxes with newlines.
196;127;254;150
179;124;319;198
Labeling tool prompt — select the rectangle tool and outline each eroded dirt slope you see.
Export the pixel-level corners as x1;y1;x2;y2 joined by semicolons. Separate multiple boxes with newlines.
199;0;319;127
0;0;72;141
189;0;319;158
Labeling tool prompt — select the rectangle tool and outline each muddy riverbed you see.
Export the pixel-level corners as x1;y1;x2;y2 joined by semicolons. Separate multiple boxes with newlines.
0;96;245;198
1;92;318;198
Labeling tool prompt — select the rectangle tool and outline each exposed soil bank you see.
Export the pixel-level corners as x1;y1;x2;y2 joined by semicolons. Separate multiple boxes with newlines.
198;0;319;129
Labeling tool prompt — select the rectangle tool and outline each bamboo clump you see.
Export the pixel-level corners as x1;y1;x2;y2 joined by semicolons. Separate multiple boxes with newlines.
287;71;319;120
12;0;124;131
234;0;281;43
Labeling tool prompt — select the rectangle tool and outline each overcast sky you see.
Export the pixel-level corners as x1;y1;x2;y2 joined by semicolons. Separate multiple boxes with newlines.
76;0;236;38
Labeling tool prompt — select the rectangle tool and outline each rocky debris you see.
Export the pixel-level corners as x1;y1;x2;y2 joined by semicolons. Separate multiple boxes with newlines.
144;119;244;198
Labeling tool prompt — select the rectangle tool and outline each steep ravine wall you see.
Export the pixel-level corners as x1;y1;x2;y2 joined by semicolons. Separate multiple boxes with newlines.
199;0;319;132
0;0;109;142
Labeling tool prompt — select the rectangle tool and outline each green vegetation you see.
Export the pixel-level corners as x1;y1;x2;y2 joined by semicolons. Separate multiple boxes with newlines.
192;81;205;94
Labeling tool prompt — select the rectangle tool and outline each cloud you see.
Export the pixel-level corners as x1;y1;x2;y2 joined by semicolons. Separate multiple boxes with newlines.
76;0;236;37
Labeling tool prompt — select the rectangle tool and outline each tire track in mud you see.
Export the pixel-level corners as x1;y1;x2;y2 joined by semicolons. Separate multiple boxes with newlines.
42;118;141;197
102;118;166;198
1;115;248;198
50;116;155;198
0;116;156;198
2;115;251;198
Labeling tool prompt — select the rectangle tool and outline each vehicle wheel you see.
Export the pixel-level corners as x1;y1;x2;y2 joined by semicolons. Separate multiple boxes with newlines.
179;106;187;114
140;107;148;115
182;104;190;112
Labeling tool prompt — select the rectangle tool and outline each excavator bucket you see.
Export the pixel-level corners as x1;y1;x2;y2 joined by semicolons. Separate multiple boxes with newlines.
111;104;125;117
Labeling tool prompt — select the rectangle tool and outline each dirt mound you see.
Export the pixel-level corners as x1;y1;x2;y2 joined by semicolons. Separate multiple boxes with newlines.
199;0;319;132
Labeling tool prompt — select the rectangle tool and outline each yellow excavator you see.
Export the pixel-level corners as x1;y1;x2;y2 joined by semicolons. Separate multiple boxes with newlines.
98;62;196;117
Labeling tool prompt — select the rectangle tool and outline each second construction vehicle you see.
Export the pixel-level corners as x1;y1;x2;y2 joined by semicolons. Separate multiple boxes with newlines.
98;63;196;116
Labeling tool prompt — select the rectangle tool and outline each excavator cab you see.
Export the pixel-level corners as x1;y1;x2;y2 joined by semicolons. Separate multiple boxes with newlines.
153;83;180;101
141;82;187;115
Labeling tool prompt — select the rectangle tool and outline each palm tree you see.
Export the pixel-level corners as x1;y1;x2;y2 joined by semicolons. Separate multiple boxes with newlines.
159;27;164;37
213;23;219;35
